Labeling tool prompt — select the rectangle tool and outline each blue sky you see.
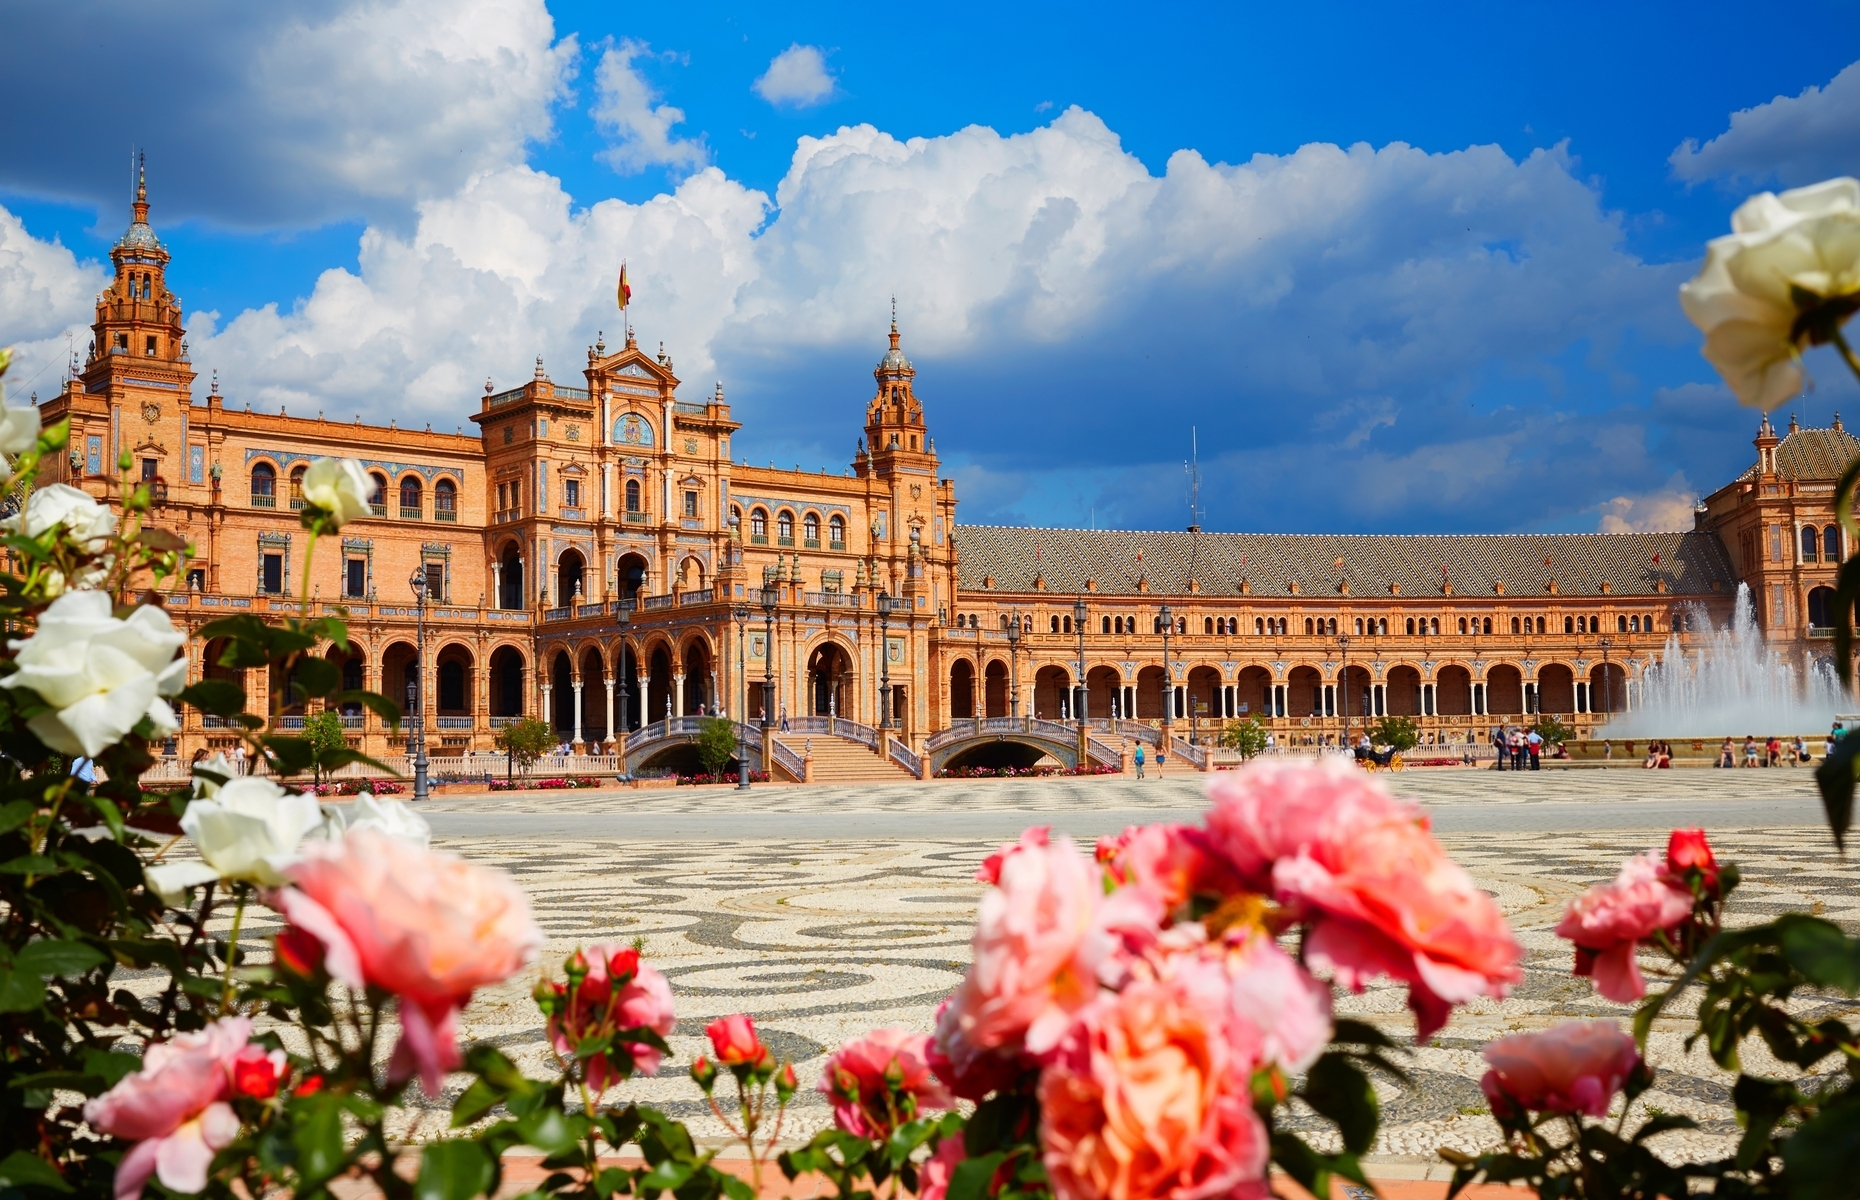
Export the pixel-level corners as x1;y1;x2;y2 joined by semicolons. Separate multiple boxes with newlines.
2;0;1858;535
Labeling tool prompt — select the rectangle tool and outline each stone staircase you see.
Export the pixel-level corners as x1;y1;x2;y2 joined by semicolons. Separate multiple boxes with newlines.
774;734;917;782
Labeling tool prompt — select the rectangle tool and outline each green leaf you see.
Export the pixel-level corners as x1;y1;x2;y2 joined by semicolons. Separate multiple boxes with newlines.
81;1048;141;1088
292;656;341;699
1782;1094;1860;1200
293;1093;348;1184
0;1150;72;1193
0;799;33;834
947;1151;1006;1200
178;679;247;717
0;969;45;1013
262;736;317;775
452;1079;504;1128
636;1160;696;1194
1298;1053;1380;1155
516;1107;580;1156
0;854;60;874
1329;1018;1398;1049
415;1140;496;1200
1778;914;1860;994
1813;724;1860;851
16;939;107;978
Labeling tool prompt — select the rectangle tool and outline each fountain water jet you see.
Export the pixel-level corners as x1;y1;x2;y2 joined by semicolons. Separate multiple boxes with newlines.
1601;583;1849;738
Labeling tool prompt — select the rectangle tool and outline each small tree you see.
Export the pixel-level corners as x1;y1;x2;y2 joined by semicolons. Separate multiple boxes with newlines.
1531;714;1575;746
496;716;555;779
1219;717;1269;759
695;716;737;777
302;710;348;783
1369;715;1420;752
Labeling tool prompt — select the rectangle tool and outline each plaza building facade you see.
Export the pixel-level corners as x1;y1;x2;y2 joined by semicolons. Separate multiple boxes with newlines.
30;180;1858;776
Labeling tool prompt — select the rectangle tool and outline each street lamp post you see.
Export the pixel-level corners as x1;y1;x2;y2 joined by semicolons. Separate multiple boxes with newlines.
408;565;430;803
733;604;751;789
877;592;894;729
1337;634;1351;748
1006;611;1021;720
1073;597;1089;761
1159;604;1175;738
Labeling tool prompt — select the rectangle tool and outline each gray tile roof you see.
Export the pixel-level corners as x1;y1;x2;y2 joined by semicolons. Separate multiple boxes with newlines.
953;526;1736;600
1743;426;1860;482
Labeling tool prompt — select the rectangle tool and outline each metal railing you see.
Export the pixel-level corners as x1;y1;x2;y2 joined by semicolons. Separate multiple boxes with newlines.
436;716;473;729
806;591;858;607
769;739;806;780
782;715;879;749
889;739;923;777
1169;738;1207;769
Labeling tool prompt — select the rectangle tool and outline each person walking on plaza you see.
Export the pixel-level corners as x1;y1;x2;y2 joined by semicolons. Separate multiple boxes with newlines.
1134;743;1145;779
1492;725;1507;770
231;744;246;776
1509;727;1527;771
779;704;790;733
1526;727;1542;770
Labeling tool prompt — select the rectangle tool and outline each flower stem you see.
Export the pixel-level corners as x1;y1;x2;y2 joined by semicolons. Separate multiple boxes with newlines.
221;884;249;1012
1832;326;1860;389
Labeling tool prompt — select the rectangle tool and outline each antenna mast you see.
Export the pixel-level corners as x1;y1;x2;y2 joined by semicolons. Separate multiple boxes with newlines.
1185;427;1203;533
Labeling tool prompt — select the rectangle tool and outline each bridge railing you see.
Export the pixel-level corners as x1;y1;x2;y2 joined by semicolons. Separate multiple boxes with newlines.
888;738;923;778
769;739;806;780
783;715;879;749
1085;736;1122;765
1168;738;1208;770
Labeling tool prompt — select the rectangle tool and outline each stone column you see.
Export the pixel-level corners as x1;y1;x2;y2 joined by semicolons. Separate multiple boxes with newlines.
605;680;615;746
541;682;553;726
635;670;647;730
491;561;502;607
571;679;584;749
674;672;686;719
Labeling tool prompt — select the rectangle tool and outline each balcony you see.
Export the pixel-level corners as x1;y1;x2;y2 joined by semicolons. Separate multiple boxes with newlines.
289;497;305;511
750;534;768;545
435;507;457;522
625;510;650;524
777;536;794;547
436;716;473;729
642;594;676;610
370;503;388;517
829;540;846;551
804;538;820;549
250;493;275;508
494;508;521;522
400;506;422;520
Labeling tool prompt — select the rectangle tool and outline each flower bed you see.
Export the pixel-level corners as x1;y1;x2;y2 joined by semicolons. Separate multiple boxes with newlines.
487;775;603;791
303;778;404;796
675;770;770;785
934;762;1121;779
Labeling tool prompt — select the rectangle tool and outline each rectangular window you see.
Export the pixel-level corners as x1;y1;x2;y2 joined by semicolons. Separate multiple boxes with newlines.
1771;523;1783;562
144;335;157;356
683;490;698;517
261;553;283;595
345;558;366;598
424;563;445;602
565;479;581;507
185;568;205;591
86;435;102;475
140;457;157;481
536;419;548;438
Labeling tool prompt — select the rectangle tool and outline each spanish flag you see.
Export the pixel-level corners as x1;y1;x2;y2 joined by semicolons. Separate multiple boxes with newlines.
617;261;632;311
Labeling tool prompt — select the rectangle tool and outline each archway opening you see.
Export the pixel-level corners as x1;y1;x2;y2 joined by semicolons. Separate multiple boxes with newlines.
983;659;1009;718
944;741;1053;771
498;545;523;610
1589;663;1626;714
1033;666;1072;720
1187;666;1223;726
683;641;714;715
1538;664;1575;714
580;648;607;739
1437;665;1472;716
647;645;674;725
557;550;586;605
1386;665;1422;717
1136;665;1169;720
616;553;649;603
1487;665;1524;716
489;647;525;719
436;647;473;716
1087;666;1122;720
550;651;574;734
950;660;975;719
806;643;852;718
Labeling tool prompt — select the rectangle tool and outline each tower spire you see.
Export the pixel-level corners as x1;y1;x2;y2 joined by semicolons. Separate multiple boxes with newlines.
132;151;149;226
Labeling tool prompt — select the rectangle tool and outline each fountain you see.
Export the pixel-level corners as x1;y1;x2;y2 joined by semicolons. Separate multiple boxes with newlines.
1601;583;1849;738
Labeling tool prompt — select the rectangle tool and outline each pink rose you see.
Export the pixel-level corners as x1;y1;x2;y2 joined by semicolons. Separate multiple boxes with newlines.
706;1013;768;1066
1207;759;1522;1039
928;999;1034;1101
275;830;543;1096
1218;934;1332;1075
978;826;1051;884
83;1018;264;1200
1101;824;1243;915
546;944;676;1091
918;1135;967;1200
1038;970;1270;1200
1480;1021;1641;1118
818;1028;953;1138
941;833;1144;1069
1555;851;1695;1003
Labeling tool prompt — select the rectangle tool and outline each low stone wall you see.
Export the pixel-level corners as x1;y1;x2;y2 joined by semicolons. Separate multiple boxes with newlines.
1563;736;1825;767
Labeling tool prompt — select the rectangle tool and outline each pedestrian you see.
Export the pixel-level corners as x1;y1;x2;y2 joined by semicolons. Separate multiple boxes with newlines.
1526;728;1542;770
231;744;246;776
779;705;790;733
1743;735;1759;768
69;755;97;785
1491;725;1507;770
1134;743;1145;779
1509;727;1527;771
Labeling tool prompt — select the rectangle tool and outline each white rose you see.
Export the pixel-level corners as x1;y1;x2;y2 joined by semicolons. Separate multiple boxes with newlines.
299;457;373;526
6;483;118;547
1679;176;1860;410
144;777;325;901
0;399;41;484
340;792;430;848
191;751;238;797
1;590;186;757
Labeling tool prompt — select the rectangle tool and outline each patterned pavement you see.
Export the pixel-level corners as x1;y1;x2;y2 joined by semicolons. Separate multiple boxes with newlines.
215;768;1857;1178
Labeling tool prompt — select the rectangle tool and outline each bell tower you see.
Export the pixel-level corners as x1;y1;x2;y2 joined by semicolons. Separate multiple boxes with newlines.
86;156;189;383
856;302;936;479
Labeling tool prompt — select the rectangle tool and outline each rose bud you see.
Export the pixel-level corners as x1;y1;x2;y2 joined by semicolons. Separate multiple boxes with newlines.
296;1074;324;1097
533;979;559;1017
1665;828;1719;890
706;1013;765;1066
230;1045;286;1099
775;1061;798;1101
689;1054;718;1094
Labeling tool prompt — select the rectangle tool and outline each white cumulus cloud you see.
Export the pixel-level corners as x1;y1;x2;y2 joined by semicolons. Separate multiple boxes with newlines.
753;44;837;108
1670;60;1860;188
1596;475;1699;533
0;207;109;396
592;39;710;175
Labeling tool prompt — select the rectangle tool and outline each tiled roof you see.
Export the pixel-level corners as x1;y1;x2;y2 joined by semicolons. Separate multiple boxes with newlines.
953;526;1736;600
1744;427;1860;481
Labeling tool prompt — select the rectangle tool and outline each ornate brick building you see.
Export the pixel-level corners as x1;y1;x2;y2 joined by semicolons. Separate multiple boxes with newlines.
30;178;1856;777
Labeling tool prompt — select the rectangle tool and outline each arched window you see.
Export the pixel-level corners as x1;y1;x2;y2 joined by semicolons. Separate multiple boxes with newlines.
1051;615;1061;633
1429;617;1439;635
803;513;820;546
1354;617;1364;635
1564;616;1573;633
1458;617;1468;634
1304;618;1314;635
777;511;794;544
1255;617;1265;635
1204;617;1214;634
1809;586;1836;628
288;465;307;510
1827;525;1842;560
1803;525;1820;561
1617;615;1628;633
1630;615;1642;632
399;476;422;518
829;515;846;547
1177;617;1187;635
369;473;387;514
1063;616;1073;634
749;507;766;540
1510;617;1521;634
434;479;457;521
1405;618;1415;635
1376;618;1387;636
1482;617;1493;635
1101;616;1111;634
250;463;276;507
623;479;642;515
